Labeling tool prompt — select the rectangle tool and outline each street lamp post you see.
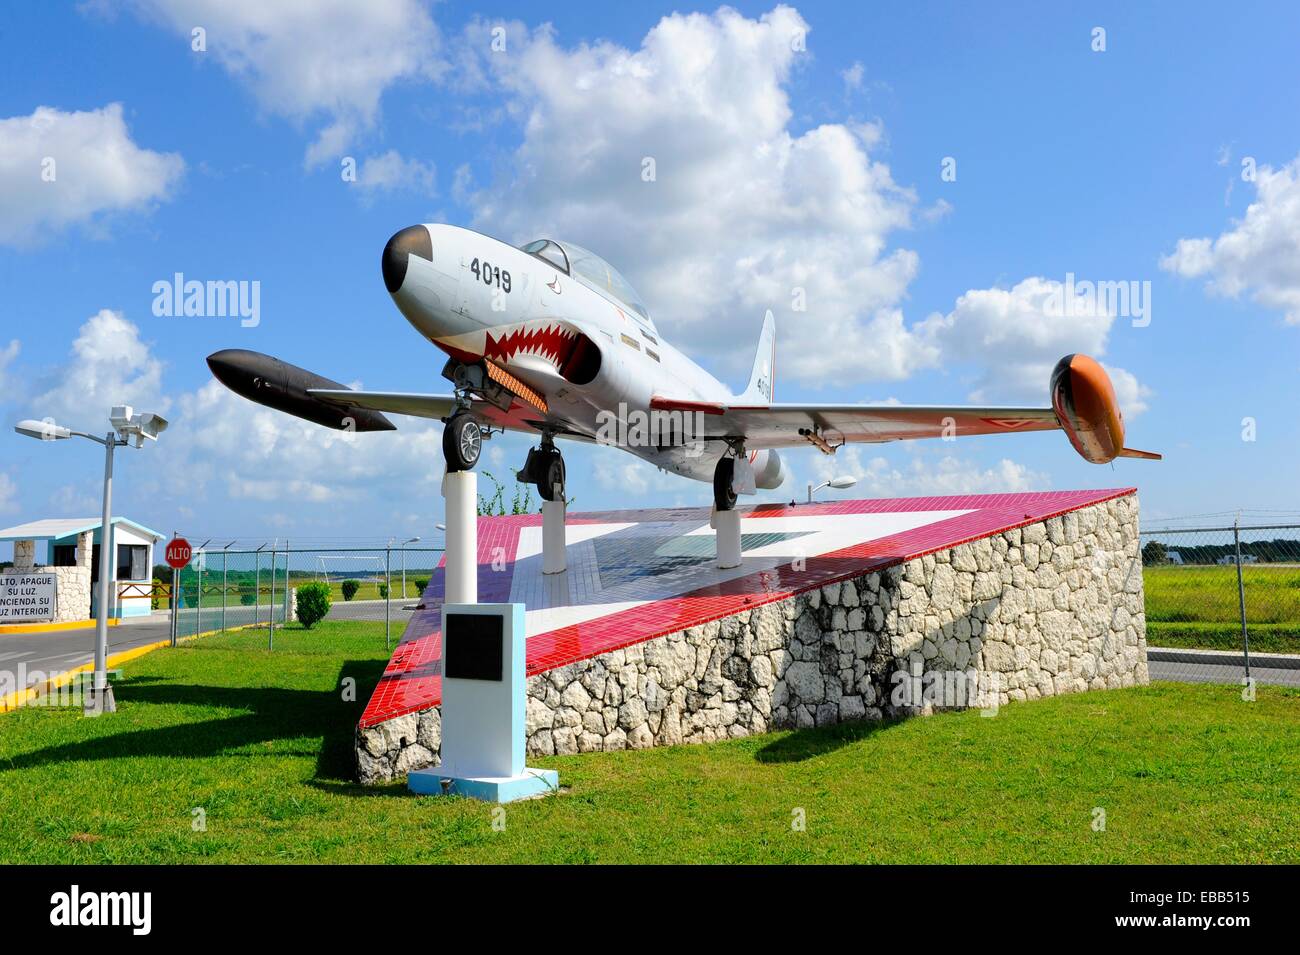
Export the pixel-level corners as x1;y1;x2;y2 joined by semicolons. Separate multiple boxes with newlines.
401;536;420;598
14;406;168;714
807;475;858;504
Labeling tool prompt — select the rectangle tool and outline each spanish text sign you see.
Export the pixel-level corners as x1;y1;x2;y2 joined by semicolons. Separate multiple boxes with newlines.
0;573;57;623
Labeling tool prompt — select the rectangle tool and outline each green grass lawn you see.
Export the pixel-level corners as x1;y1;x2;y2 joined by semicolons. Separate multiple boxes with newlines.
1143;565;1300;653
1;620;1297;864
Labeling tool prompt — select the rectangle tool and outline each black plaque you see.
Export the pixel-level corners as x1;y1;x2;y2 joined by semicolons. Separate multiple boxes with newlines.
444;612;504;681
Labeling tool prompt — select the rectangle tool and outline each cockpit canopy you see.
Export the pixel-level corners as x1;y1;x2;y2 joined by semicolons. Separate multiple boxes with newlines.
520;239;653;328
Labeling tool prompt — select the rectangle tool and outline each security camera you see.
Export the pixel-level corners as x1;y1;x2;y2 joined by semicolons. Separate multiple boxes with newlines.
110;405;169;447
134;412;168;441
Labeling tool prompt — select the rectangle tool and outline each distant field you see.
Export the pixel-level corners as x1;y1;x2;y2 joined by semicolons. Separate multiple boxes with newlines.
177;578;430;609
1143;565;1300;654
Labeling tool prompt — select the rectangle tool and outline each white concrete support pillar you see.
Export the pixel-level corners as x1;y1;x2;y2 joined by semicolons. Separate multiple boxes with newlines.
542;498;567;575
713;508;742;569
443;471;478;604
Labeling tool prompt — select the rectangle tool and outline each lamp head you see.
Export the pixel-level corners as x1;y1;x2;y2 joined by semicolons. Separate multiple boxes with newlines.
15;418;71;441
827;476;858;490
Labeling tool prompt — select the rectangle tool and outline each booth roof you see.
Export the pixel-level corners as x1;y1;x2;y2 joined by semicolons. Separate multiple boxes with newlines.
0;517;165;543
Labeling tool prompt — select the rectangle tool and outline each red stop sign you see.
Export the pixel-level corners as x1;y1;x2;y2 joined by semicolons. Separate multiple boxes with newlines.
166;537;192;570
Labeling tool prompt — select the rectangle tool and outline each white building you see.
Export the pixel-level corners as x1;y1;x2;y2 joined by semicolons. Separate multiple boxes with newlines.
0;517;165;623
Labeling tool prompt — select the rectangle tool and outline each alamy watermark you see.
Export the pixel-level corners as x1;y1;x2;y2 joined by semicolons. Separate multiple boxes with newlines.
890;662;1001;715
152;273;260;328
595;403;707;457
1044;272;1151;327
1;664;122;711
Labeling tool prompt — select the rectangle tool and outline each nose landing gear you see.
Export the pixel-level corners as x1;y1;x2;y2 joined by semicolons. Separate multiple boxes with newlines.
442;412;482;472
517;435;566;501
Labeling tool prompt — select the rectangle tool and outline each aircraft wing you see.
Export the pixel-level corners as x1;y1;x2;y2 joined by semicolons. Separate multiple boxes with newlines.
650;397;1063;450
308;389;459;420
308;387;562;437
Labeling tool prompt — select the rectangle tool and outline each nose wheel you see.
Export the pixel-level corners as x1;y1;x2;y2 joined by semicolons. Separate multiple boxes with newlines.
518;442;566;501
442;413;482;472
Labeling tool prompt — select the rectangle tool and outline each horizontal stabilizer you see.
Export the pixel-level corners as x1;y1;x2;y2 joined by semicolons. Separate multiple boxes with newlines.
1117;446;1162;461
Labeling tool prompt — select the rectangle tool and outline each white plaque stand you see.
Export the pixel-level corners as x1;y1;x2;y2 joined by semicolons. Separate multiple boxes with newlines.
408;603;558;802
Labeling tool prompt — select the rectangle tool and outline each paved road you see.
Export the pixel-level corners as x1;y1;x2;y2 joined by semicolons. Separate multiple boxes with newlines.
1;617;175;690
1149;660;1300;686
2;601;416;690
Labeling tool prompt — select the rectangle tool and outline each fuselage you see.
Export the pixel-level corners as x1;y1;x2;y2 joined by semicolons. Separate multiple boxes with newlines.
383;223;743;483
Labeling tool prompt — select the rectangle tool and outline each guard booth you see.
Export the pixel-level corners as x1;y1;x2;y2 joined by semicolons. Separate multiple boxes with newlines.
0;517;164;624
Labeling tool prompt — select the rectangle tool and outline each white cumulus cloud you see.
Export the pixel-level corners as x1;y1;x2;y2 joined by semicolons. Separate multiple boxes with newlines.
917;276;1150;413
29;312;449;512
812;446;1049;499
121;0;443;166
1161;154;1300;324
464;6;929;386
32;309;167;426
0;104;183;247
356;150;436;196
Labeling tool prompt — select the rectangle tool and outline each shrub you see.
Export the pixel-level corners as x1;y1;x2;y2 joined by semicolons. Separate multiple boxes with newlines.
151;578;164;611
239;584;256;606
414;577;429;597
378;582;389;600
295;582;332;629
340;579;360;602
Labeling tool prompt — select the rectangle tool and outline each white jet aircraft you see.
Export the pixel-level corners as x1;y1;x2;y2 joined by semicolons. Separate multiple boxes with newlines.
208;224;1158;511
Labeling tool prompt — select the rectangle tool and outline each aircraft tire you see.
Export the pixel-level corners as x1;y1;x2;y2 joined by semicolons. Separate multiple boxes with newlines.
713;457;737;511
443;413;481;472
537;450;565;501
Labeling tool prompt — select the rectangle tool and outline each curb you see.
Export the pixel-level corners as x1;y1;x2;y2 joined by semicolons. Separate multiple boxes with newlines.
0;618;121;636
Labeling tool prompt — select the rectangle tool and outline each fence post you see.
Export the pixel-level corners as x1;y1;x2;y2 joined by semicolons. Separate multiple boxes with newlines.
385;544;392;651
254;549;261;628
169;575;177;647
268;545;276;650
221;546;228;634
1233;516;1251;681
197;557;203;637
284;540;291;628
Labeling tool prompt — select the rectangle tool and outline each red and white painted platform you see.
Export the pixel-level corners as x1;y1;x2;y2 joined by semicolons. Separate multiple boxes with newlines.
360;488;1135;729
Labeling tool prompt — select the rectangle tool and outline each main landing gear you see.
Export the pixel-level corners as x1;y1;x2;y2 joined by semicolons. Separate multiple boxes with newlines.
517;435;566;501
442;412;482;472
713;456;738;511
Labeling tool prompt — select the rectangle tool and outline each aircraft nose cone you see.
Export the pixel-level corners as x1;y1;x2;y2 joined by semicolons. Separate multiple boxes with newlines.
382;224;433;293
206;348;248;387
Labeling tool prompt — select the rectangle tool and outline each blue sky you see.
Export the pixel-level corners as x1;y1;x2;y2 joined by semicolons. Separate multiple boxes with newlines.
1;1;1298;553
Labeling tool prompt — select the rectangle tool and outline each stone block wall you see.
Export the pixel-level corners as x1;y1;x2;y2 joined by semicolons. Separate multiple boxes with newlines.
357;494;1147;784
2;531;93;624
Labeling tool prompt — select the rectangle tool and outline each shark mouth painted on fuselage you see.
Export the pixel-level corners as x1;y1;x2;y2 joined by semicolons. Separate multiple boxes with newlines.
485;322;579;365
432;320;603;388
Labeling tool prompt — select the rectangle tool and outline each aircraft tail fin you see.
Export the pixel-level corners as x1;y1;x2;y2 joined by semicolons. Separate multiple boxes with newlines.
736;310;776;403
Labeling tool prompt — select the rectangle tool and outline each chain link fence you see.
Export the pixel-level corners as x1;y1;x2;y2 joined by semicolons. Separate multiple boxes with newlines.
157;546;444;650
1140;522;1300;687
